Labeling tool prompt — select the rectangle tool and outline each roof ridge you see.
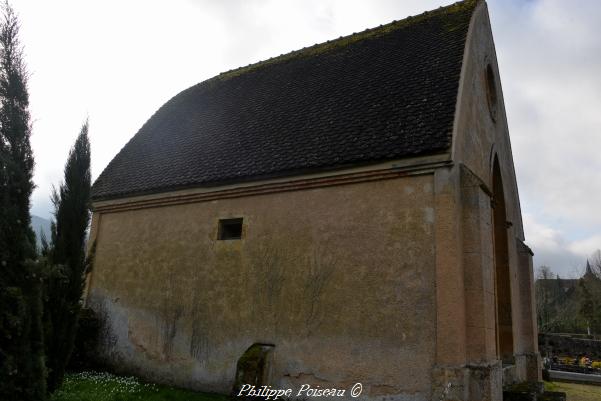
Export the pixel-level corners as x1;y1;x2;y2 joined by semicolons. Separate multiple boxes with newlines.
201;0;479;85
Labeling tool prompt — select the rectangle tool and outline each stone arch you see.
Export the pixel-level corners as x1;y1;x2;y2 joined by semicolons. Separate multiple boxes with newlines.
492;155;514;363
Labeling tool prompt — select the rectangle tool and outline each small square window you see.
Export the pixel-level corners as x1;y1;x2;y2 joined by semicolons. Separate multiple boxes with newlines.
218;218;243;240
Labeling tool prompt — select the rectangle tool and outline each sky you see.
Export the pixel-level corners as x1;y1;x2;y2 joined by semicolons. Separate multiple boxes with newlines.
12;0;601;277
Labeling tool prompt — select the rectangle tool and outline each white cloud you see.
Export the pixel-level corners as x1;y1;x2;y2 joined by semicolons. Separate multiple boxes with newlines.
523;213;566;252
488;0;601;271
569;236;601;258
523;213;597;278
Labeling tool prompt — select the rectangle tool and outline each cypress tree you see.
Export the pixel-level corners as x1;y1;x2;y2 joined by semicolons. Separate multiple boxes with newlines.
44;121;91;393
0;2;46;400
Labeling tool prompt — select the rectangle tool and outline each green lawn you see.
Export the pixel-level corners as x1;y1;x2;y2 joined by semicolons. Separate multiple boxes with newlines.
545;381;601;401
52;373;601;401
50;371;229;401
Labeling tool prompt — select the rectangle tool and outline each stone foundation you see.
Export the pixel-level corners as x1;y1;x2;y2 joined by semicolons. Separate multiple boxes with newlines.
515;353;542;383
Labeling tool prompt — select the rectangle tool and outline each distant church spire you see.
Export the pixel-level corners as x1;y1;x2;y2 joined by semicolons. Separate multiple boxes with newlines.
584;259;595;279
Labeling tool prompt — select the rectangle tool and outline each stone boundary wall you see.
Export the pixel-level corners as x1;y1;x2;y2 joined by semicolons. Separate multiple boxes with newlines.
539;333;601;359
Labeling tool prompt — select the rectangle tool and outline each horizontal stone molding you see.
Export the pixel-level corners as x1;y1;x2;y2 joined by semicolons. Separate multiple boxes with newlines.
93;159;452;214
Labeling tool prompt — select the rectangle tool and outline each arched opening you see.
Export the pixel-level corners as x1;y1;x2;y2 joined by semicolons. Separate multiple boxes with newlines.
492;157;514;363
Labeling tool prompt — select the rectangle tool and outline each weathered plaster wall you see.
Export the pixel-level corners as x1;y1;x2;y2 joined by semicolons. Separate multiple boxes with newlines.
451;0;539;388
87;174;436;400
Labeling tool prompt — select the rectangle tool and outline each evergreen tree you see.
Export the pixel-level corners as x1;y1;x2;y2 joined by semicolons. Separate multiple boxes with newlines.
578;265;601;336
580;281;594;336
44;120;91;393
0;2;46;399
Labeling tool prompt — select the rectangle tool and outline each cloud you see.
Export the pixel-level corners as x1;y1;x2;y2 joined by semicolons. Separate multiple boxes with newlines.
522;213;593;277
569;235;601;258
488;0;601;271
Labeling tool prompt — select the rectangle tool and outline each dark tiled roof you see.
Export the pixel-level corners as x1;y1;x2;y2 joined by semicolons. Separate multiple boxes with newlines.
92;0;479;201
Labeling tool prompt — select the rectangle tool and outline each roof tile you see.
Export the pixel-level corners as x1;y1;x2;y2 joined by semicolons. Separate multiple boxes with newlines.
92;0;479;201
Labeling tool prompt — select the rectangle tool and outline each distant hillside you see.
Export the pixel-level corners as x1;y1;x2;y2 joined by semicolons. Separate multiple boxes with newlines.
31;215;52;247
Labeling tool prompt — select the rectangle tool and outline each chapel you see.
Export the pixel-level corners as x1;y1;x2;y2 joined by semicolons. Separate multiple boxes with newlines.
86;1;540;400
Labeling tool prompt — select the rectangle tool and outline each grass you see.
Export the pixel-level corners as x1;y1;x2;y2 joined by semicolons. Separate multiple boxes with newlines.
51;373;601;401
50;371;229;401
545;381;601;401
